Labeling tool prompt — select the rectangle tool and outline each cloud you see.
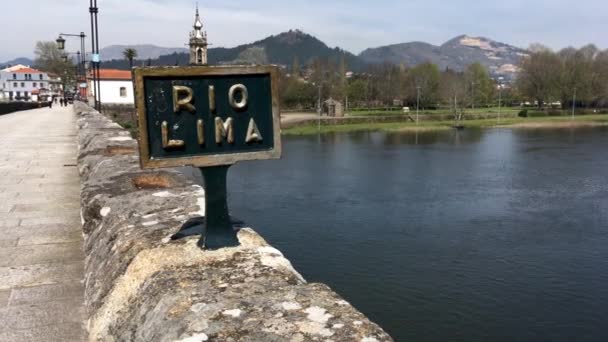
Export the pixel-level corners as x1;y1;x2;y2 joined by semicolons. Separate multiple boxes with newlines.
2;0;606;61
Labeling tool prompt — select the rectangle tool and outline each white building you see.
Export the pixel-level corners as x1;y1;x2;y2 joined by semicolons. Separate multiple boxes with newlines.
88;69;134;105
0;66;52;101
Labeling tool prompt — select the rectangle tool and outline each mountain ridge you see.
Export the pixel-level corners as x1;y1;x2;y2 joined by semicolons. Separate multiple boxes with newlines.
359;34;528;75
6;31;528;76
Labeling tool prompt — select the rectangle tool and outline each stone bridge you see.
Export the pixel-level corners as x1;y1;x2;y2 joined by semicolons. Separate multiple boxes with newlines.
0;104;392;342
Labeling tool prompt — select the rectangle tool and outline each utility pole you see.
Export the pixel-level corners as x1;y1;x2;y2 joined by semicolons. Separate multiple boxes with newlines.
471;81;476;111
416;86;421;125
317;84;322;132
572;87;576;120
498;84;502;124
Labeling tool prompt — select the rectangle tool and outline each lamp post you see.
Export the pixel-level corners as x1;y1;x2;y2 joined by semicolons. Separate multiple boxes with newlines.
90;0;101;111
57;32;87;100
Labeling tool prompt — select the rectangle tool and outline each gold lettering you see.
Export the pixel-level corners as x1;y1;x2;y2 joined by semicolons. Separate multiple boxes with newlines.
214;117;234;144
245;118;263;143
172;86;195;113
197;119;205;145
208;85;216;113
161;121;185;149
228;84;248;111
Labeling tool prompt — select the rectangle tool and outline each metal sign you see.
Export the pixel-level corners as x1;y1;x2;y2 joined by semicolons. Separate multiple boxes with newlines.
133;66;281;169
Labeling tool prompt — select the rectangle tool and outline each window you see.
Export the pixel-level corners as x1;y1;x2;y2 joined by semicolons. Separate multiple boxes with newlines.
20;82;25;87
33;82;37;88
197;49;203;64
12;74;16;80
13;82;17;88
39;74;43;80
40;82;44;88
119;87;127;97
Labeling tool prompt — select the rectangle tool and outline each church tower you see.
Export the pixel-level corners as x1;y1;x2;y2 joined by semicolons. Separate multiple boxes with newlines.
189;5;208;65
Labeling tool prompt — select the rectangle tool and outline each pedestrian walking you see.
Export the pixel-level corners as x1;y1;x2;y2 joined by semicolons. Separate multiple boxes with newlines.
49;99;53;109
60;98;64;107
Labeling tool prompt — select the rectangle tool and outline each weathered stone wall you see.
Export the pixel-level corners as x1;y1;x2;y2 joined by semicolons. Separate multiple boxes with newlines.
0;101;51;115
75;102;392;342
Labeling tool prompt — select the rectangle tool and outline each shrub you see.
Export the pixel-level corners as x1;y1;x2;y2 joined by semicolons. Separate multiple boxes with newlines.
518;109;528;118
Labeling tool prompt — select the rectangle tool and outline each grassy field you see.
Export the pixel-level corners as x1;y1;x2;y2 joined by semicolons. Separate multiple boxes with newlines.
348;106;522;116
283;114;608;135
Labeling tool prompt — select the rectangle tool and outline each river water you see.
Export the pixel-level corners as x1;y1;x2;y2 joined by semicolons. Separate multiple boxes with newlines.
182;127;608;341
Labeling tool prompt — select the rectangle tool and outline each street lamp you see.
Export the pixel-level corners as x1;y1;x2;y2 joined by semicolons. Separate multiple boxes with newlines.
56;35;66;50
58;32;87;100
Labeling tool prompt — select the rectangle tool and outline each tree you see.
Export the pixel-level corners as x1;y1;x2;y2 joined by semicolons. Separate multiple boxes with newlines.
346;79;369;106
123;48;138;69
407;63;440;108
516;49;561;108
33;41;76;90
439;69;467;116
593;49;608;107
465;63;494;108
282;78;317;109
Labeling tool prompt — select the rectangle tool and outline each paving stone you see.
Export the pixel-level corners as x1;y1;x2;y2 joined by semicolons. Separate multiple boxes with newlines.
0;242;84;267
0;219;20;227
0;261;84;291
0;239;18;248
0;299;85;332
0;322;85;342
20;216;80;226
11;203;80;213
7;210;79;220
17;230;82;246
0;290;9;307
9;282;84;306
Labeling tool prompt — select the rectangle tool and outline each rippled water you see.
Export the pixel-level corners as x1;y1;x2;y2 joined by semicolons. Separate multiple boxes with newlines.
182;127;608;341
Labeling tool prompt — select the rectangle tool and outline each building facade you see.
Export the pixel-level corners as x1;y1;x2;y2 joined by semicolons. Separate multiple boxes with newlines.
189;6;208;65
88;69;134;105
0;66;52;101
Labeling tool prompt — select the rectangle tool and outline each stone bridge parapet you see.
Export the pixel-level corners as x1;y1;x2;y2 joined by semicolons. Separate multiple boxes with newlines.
75;102;392;341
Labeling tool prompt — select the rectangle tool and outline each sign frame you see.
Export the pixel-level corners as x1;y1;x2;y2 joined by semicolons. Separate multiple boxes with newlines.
133;65;282;169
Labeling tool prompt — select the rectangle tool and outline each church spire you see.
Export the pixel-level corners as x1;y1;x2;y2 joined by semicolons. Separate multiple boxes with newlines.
189;3;208;65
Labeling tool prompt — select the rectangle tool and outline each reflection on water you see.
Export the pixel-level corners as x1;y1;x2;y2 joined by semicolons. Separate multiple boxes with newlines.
181;127;608;342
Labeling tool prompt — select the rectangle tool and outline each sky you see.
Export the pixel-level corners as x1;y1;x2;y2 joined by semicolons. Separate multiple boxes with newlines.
1;0;607;61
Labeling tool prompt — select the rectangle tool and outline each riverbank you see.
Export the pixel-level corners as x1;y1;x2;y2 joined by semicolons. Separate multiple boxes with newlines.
282;114;608;135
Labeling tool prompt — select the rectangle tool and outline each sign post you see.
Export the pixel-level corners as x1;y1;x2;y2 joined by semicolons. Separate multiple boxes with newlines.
133;65;281;249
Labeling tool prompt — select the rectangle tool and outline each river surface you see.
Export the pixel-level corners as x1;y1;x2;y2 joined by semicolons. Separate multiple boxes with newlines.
182;127;608;341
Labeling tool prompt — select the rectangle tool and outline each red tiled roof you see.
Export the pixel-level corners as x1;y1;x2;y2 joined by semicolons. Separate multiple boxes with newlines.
89;69;132;80
13;67;43;74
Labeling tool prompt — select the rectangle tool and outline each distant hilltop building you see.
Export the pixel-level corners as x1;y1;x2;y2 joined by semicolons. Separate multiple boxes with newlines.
189;5;208;65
